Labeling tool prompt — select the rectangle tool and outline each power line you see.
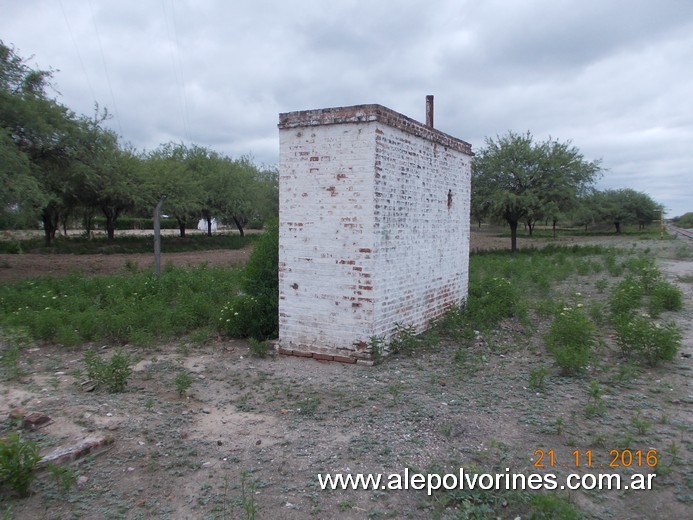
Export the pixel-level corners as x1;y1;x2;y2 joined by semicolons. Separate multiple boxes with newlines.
161;0;191;141
88;0;123;136
58;0;97;106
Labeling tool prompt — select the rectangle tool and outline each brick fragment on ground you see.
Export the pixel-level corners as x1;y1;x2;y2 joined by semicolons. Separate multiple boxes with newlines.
39;435;113;466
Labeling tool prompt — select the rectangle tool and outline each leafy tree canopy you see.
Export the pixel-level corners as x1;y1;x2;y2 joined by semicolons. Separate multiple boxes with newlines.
473;131;601;250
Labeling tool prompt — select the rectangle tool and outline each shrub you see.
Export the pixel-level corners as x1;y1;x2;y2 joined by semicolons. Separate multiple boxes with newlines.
175;372;193;397
465;276;525;330
0;432;41;497
219;219;278;340
218;294;277;340
648;280;683;316
614;314;681;366
242;218;278;298
608;276;644;317
545;307;594;375
84;348;132;393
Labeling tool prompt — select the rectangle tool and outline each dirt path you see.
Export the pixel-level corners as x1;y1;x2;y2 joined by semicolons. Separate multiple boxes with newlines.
0;229;645;284
0;248;253;283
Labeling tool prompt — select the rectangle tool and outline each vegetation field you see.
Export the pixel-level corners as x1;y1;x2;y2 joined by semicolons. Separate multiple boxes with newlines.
0;231;691;519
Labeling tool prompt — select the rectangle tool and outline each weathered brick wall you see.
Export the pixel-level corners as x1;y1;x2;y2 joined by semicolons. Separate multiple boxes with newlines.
278;104;472;363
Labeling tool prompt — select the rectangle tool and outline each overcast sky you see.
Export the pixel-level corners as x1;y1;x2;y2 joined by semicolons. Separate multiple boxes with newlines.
2;0;691;217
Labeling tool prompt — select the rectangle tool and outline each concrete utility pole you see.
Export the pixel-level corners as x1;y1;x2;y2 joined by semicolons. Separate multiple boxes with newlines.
154;196;166;277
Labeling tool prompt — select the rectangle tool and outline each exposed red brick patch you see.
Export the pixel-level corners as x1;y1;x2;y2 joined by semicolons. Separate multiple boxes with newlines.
333;355;357;364
276;348;361;364
23;412;51;430
358;248;372;253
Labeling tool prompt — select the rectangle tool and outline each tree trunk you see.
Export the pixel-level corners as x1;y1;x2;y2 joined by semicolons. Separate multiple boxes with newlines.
527;219;535;237
102;208;119;240
509;219;518;252
614;221;621;234
61;213;69;236
232;216;245;237
106;219;116;240
552;219;558;239
83;212;94;239
206;216;212;237
178;222;186;238
41;206;58;246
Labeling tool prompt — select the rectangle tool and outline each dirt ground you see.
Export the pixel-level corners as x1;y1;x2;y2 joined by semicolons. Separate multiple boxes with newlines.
1;230;691;519
0;248;253;283
0;228;599;283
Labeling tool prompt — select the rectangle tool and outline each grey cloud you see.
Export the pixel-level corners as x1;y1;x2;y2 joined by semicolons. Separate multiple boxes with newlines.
1;0;691;216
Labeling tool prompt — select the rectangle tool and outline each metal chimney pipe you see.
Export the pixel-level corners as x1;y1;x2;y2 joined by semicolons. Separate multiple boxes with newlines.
425;95;434;128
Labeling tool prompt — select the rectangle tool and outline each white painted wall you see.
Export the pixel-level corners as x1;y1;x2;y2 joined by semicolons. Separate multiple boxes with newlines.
278;105;472;362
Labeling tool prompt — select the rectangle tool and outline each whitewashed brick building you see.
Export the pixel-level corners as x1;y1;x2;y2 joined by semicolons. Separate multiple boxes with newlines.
277;103;472;363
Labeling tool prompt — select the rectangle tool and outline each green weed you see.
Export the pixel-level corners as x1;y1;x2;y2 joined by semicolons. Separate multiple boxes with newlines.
614;314;681;366
248;338;270;358
528;366;549;392
83;348;133;393
0;326;32;380
545;307;594;375
389;323;418;356
648;280;683;316
584;380;606;418
387;382;403;404
175;372;193;398
240;470;257;520
369;335;385;363
0;432;41;497
609;276;644;317
631;412;652;435
530;493;582;520
47;464;77;494
0;266;243;346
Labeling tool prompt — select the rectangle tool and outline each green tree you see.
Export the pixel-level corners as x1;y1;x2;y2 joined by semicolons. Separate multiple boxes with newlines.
0;128;47;228
0;40;82;243
200;154;277;236
473;131;600;251
70;111;141;240
592;188;659;233
142;142;205;237
673;212;693;228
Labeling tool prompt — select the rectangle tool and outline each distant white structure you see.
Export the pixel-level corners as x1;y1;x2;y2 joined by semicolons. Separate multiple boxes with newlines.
197;218;218;232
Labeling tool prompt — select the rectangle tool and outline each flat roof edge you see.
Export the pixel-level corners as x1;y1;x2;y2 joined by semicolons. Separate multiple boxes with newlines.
278;104;473;156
